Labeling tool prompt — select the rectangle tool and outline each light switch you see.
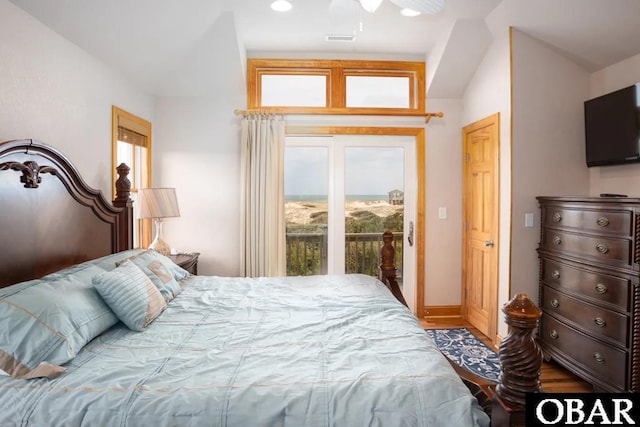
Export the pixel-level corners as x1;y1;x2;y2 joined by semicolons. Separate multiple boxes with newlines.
438;207;447;219
525;213;534;228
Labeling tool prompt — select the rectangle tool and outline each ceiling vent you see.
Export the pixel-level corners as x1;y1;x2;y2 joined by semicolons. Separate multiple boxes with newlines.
325;34;356;42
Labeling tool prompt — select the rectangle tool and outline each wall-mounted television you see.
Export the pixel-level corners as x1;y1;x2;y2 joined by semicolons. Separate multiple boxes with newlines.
584;83;640;167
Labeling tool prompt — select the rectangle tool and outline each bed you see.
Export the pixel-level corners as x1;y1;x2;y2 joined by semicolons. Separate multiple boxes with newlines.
0;139;497;426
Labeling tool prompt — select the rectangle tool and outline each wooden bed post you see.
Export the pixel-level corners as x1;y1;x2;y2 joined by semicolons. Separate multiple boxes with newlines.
379;230;409;307
113;163;134;251
490;293;543;426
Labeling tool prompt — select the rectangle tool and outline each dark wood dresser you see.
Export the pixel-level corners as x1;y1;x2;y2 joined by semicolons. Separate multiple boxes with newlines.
537;196;640;392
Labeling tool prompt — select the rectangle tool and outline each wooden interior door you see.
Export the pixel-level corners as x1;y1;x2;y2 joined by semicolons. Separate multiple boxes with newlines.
462;113;500;341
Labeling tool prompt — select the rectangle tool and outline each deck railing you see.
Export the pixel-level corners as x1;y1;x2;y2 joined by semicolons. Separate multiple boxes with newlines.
285;231;403;282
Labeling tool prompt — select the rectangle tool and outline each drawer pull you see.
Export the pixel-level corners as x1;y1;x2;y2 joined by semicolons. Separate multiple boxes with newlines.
553;236;562;245
595;283;608;294
549;330;559;339
551;270;561;280
594;317;606;327
595;243;609;254
593;352;605;364
550;299;559;308
553;212;562;222
597;217;610;227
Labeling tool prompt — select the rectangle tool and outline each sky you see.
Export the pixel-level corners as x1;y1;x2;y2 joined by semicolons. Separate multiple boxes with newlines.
284;145;404;196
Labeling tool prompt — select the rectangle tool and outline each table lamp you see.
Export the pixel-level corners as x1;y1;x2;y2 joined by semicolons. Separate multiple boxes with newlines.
138;188;180;256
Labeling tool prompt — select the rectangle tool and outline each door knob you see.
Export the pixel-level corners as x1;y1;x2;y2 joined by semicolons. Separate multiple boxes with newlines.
484;240;494;247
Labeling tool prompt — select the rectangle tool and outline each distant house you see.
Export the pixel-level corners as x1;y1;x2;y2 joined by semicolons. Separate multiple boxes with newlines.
388;189;404;205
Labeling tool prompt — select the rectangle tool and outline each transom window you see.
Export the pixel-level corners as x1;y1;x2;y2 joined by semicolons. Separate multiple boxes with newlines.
247;59;425;115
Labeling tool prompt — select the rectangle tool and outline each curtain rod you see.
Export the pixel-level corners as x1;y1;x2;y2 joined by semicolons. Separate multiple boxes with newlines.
234;108;286;116
424;112;444;124
234;108;444;122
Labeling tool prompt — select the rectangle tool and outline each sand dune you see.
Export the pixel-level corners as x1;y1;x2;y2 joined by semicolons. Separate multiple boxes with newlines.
286;199;402;225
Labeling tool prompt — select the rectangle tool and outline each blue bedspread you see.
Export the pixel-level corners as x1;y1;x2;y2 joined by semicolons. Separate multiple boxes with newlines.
0;274;489;426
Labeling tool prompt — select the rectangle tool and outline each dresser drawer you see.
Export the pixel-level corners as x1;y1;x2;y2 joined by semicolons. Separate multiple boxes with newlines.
541;286;628;347
540;315;627;388
540;258;630;311
541;228;632;267
543;206;632;236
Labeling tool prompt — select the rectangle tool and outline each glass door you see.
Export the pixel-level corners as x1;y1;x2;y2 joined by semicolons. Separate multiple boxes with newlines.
284;145;330;276
285;135;416;307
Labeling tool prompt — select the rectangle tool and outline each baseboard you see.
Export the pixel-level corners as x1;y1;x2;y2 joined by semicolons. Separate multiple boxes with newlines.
423;305;461;319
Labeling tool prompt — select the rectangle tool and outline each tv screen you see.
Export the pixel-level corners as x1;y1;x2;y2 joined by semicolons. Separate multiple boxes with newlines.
584;83;640;167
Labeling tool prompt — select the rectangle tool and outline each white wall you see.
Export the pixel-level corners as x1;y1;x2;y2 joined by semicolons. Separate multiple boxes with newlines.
0;0;154;197
509;29;590;315
461;29;512;334
424;98;464;305
154;96;244;276
588;53;640;196
151;11;247;277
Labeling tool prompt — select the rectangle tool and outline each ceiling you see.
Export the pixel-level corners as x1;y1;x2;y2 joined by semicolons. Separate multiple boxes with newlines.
9;0;640;98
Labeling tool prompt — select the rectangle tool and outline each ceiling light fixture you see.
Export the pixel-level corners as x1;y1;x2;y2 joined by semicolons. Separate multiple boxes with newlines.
358;0;384;13
400;8;421;17
271;0;292;12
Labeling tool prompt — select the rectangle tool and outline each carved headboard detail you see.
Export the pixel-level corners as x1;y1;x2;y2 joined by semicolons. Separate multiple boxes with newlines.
0;160;58;188
0;139;133;288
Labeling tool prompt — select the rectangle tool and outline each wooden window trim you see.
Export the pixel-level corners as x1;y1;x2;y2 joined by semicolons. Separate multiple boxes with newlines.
248;59;425;115
112;106;152;248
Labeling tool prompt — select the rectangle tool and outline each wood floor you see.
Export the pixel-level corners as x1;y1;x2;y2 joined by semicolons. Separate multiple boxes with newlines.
420;317;594;393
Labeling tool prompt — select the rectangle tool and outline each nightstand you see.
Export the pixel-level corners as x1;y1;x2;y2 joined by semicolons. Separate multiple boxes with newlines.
169;252;200;275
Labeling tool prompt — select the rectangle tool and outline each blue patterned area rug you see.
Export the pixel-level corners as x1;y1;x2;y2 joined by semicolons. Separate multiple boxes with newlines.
425;327;500;383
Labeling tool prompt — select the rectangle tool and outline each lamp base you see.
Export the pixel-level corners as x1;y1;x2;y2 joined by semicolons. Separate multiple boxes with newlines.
149;219;171;256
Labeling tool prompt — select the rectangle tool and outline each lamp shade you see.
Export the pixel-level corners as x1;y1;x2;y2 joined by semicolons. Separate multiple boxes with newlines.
138;188;180;219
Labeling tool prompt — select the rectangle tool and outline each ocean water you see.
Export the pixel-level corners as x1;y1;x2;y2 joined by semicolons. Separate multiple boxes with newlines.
286;195;389;203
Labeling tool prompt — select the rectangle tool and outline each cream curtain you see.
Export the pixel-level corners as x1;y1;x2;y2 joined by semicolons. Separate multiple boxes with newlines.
240;114;286;277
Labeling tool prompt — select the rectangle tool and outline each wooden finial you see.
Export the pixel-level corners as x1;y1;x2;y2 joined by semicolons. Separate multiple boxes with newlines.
494;293;543;407
379;230;408;307
114;163;131;203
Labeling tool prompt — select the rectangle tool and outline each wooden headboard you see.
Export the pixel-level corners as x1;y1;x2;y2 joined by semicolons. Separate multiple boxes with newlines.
0;139;133;288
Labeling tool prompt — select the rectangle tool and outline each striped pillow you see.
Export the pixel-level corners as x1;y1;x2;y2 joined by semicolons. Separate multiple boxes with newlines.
117;250;189;302
92;260;166;332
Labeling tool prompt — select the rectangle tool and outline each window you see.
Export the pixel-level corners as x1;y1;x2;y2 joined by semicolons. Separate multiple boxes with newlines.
112;106;152;248
345;75;410;108
261;74;328;107
247;59;425;115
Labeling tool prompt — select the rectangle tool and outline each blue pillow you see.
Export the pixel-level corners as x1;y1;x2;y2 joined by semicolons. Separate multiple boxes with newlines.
43;249;147;275
0;265;118;379
84;249;147;272
92;260;166;331
117;250;190;301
